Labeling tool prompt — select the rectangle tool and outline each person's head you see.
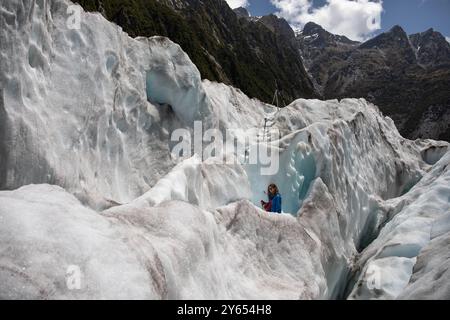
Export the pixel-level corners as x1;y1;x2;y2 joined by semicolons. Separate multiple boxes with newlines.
268;184;279;196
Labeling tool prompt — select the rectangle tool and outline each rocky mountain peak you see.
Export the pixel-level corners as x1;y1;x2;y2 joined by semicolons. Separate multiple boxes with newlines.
233;7;250;19
360;25;410;49
390;24;407;35
259;14;295;39
302;21;324;35
298;21;359;48
410;29;450;67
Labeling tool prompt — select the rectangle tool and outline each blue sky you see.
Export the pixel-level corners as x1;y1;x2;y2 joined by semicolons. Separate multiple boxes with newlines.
226;0;450;41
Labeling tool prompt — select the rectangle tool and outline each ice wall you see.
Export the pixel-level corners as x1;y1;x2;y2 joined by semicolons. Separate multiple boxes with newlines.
399;231;450;300
0;0;212;209
348;150;450;300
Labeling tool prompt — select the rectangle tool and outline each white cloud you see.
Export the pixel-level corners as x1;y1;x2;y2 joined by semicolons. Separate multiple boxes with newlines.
270;0;384;41
225;0;249;9
446;36;450;44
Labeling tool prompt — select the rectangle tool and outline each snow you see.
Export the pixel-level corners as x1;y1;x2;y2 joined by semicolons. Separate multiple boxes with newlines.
250;16;262;22
294;28;303;37
302;34;319;42
1;0;450;300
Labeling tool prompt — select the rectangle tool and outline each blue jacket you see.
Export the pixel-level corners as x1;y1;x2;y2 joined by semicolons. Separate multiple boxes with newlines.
270;193;282;213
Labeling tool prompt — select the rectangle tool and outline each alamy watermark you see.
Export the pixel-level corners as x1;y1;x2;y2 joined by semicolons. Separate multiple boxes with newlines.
170;122;280;176
66;265;82;290
66;5;81;30
366;264;382;291
366;14;381;32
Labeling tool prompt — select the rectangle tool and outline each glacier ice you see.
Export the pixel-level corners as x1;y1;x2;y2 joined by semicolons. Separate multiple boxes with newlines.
0;184;158;299
1;0;450;300
348;150;450;300
399;232;450;300
0;0;214;210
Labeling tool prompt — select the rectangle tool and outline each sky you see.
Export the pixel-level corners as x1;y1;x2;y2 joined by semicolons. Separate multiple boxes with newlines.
225;0;450;42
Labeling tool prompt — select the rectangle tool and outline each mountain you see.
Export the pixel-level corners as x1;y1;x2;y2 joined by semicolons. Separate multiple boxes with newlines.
298;23;450;141
233;6;250;19
73;0;318;104
258;14;296;41
299;22;360;48
360;25;414;50
410;28;450;68
296;22;361;93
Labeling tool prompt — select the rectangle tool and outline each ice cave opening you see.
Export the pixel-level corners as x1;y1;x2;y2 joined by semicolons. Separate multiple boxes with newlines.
146;70;174;109
145;69;203;125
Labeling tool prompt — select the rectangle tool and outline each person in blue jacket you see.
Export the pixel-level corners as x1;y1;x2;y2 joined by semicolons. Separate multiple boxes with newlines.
261;184;282;214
